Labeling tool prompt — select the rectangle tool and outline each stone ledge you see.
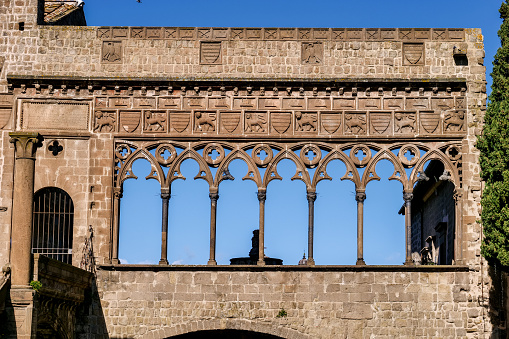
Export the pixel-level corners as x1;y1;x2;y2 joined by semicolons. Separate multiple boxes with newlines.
97;264;470;272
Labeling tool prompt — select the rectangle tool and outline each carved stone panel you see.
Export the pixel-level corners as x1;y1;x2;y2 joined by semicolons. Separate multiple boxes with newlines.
208;97;231;109
220;111;242;134
406;97;429;110
95;97;108;108
143;111;167;133
133;97;156;108
233;98;257;109
93;110;116;133
169;111;191;133
102;41;122;64
383;98;404;110
431;98;454;112
320;111;342;135
301;42;323;64
109;97;130;108
308;98;331;110
194;111;217;133
245;111;268;133
21;100;90;132
370;111;392;135
295;112;318;133
271;112;292;135
282;98;305;110
184;97;206;110
333;98;356;110
394;111;417;134
119;111;142;133
259;98;280;110
358;98;381;110
344;111;367;135
455;97;466;109
420;111;441;134
200;42;222;64
444;110;465;132
158;97;181;109
403;43;424;65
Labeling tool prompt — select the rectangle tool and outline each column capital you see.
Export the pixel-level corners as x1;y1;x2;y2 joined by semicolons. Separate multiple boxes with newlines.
9;132;41;160
355;191;366;203
307;191;317;202
403;192;414;202
113;187;123;199
257;189;266;202
209;192;219;202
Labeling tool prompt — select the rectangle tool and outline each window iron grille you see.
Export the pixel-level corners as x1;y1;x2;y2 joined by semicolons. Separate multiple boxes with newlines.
32;187;74;265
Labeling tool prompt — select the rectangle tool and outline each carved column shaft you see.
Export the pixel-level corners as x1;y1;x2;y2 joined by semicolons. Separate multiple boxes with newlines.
307;190;317;266
9;132;40;286
159;190;170;265
208;190;219;265
111;188;122;265
257;189;266;266
454;191;463;264
355;191;366;265
404;192;413;266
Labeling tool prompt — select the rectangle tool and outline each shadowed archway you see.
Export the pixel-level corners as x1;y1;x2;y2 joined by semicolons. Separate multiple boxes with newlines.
170;329;284;339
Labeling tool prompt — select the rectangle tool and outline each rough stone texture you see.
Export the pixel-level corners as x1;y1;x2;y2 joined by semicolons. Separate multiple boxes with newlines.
0;1;498;338
75;268;486;339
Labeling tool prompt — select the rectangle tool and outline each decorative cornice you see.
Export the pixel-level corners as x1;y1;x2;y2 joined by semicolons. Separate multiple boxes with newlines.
95;27;466;42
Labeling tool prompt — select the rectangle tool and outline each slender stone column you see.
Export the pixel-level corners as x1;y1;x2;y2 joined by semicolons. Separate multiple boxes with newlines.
159;188;170;265
208;189;219;265
307;190;317;266
355;190;366;265
257;189;266;266
453;191;463;265
111;187;122;265
403;192;414;266
9;132;41;286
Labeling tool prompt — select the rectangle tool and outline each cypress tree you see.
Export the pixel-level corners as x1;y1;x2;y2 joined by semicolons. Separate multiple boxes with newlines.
478;0;509;267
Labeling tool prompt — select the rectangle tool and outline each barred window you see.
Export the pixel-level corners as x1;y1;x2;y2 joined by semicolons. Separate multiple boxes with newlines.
32;187;74;264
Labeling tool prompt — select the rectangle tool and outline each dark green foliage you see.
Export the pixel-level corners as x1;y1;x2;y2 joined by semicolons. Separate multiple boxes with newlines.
478;0;509;267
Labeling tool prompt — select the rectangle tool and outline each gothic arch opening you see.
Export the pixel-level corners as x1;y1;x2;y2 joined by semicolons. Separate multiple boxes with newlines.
169;329;284;339
410;160;456;265
315;159;357;264
119;158;162;264
32;187;74;264
363;159;405;265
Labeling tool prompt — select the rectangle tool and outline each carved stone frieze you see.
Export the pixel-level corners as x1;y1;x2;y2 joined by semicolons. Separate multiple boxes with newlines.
10;82;468;138
97;27;465;42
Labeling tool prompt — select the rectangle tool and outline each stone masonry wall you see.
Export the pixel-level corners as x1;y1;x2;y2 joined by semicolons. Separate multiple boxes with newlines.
84;268;485;339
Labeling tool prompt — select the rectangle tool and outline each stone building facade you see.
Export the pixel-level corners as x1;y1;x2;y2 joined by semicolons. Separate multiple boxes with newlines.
0;0;503;338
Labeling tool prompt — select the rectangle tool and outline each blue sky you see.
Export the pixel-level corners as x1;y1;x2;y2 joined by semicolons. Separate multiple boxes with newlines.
83;0;501;265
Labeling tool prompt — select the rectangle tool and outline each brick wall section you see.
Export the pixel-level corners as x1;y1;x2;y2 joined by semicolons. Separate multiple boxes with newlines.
82;268;483;338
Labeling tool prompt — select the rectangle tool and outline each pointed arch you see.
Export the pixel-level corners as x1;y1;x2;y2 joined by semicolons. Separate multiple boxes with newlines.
409;149;460;189
312;148;359;189
214;148;262;188
117;148;164;188
166;148;213;189
263;149;311;189
361;149;408;190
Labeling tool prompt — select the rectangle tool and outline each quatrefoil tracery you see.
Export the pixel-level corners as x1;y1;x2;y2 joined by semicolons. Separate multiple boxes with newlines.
114;141;462;193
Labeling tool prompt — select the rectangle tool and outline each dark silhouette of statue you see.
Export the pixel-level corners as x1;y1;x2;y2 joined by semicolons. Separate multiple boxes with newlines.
230;230;283;265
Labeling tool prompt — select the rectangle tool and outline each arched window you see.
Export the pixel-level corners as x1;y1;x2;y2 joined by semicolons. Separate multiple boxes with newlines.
32;187;74;264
